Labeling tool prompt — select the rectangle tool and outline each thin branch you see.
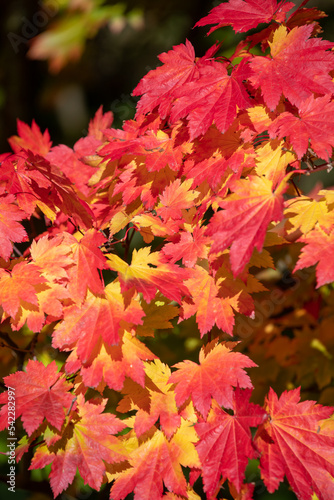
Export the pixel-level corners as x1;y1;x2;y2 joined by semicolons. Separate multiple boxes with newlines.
290;177;301;197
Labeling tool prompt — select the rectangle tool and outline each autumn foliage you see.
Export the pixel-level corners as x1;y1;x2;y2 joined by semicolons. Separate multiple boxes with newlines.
1;0;334;498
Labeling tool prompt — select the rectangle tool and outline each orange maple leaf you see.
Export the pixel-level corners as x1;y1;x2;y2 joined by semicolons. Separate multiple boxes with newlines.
169;343;256;418
30;233;74;281
8;119;52;155
0;261;45;319
157;178;199;221
180;265;239;336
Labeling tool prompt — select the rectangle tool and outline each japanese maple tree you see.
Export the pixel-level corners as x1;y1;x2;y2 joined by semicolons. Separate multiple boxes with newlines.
1;1;334;499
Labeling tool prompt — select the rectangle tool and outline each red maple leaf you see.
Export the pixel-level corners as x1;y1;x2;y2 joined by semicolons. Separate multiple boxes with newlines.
8;148;93;230
0;194;28;260
195;0;294;34
0;152;55;216
168;343;256;419
8;119;52;155
66;229;108;303
162;226;210;268
170;60;251;140
269;94;334;160
88;105;113;140
195;388;266;495
133;40;220;118
183;154;230;191
255;387;334;499
110;127;191;173
249;24;334;110
79;331;155;390
47;142;99;197
0;360;73;435
205;176;286;276
294;226;334;288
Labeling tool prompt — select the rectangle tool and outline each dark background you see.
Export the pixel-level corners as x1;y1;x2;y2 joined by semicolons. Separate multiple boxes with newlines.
1;0;334;153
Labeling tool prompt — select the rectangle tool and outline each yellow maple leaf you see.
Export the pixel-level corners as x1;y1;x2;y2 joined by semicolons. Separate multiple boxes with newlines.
255;139;295;187
285;196;328;234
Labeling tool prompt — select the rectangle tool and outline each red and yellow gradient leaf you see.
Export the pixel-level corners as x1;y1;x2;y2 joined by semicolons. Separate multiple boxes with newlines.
169;343;256;419
52;283;143;363
0;261;46;319
134;360;181;439
247;105;273;134
30;394;127;497
0;360;73;435
110;423;199;500
69;329;155;390
30;233;74;281
11;281;70;332
255;139;296;188
133;213;180;243
255;388;334;499
107;247;189;303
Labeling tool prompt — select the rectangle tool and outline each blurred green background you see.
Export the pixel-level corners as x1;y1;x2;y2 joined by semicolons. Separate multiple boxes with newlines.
1;1;334;499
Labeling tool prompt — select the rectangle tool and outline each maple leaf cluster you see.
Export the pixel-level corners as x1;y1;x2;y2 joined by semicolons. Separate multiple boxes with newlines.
1;1;334;499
